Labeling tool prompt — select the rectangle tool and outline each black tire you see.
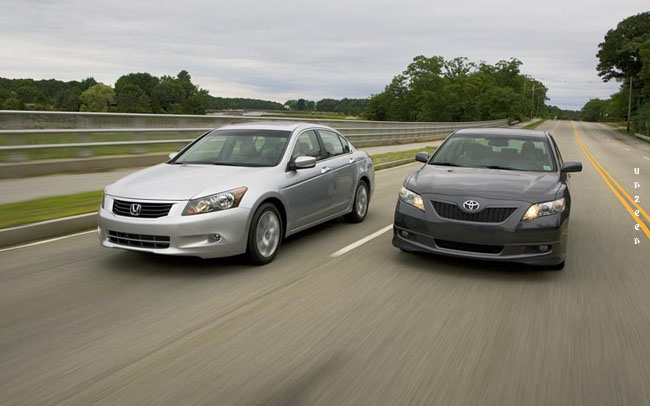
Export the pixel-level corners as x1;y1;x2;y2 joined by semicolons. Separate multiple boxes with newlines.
345;182;369;223
246;203;283;265
547;261;565;271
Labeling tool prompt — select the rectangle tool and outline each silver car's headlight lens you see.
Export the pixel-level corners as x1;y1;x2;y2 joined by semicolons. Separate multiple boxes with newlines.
182;187;247;215
399;186;425;211
522;197;565;221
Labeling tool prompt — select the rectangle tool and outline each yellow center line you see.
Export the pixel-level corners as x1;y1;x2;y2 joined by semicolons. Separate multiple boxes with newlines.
572;121;650;241
575;121;650;224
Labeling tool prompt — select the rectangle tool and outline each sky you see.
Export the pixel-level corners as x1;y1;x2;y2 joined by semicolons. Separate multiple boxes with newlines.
0;0;647;110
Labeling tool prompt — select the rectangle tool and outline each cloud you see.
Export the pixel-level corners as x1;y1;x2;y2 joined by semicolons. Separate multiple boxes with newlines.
1;0;647;109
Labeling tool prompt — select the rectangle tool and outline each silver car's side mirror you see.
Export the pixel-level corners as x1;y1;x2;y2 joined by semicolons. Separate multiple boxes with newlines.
415;152;429;163
168;152;178;160
294;156;317;169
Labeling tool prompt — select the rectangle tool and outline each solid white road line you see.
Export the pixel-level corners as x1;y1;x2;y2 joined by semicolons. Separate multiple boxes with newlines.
0;230;96;253
644;156;650;161
331;224;393;258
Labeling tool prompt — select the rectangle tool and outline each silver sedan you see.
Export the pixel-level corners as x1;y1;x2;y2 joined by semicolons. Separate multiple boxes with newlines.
98;122;374;264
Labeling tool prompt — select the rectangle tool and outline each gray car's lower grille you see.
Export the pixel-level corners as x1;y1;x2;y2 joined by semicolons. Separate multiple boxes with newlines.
112;200;173;218
435;239;503;254
432;201;516;223
108;230;170;249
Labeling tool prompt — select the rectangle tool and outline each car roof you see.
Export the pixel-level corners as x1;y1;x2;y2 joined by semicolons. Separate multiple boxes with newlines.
216;121;333;132
453;128;548;139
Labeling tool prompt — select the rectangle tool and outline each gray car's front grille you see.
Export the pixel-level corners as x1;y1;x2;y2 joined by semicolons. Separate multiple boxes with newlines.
108;230;170;249
434;239;503;254
112;200;173;218
432;201;516;223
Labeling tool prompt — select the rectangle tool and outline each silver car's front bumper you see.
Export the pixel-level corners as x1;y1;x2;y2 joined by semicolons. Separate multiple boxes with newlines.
98;197;251;259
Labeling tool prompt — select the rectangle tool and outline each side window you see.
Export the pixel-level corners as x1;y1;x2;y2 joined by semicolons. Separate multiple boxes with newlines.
291;130;322;160
319;130;345;158
550;136;563;167
338;135;351;154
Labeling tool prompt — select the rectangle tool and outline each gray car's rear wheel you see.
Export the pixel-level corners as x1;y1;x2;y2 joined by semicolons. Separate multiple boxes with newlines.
345;181;369;223
247;203;282;265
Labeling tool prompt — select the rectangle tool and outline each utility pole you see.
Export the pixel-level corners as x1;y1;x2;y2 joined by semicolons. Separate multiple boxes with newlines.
536;96;542;117
530;86;536;118
627;76;633;133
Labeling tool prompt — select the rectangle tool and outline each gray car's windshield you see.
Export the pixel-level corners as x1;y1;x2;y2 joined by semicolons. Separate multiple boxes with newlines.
431;134;556;172
173;129;291;167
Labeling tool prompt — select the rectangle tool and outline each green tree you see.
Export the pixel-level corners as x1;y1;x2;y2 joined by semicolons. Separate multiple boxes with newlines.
79;83;115;112
151;78;184;113
597;12;650;82
116;83;151;113
581;99;610;122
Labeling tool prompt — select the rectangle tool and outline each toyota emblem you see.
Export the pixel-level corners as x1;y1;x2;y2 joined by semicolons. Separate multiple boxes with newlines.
463;200;480;212
130;203;142;216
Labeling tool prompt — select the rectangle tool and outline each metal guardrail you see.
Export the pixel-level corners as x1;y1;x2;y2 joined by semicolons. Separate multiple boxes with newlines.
0;110;508;162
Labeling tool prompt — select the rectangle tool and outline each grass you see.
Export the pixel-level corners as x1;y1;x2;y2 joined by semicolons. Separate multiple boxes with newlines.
370;146;437;166
0;190;103;229
523;119;547;130
1;146;437;228
261;112;360;120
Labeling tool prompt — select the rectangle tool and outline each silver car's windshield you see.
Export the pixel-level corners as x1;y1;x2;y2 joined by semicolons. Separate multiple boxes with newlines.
173;129;291;167
431;134;556;172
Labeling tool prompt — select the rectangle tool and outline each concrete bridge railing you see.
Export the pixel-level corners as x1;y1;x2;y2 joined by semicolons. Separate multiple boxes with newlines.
0;110;509;165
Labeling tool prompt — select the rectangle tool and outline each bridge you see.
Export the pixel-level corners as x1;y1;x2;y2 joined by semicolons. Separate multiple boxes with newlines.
1;117;649;405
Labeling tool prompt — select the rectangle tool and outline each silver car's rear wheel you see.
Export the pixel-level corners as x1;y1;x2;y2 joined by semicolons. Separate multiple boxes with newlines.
247;203;283;265
256;211;280;258
355;184;368;218
345;182;369;223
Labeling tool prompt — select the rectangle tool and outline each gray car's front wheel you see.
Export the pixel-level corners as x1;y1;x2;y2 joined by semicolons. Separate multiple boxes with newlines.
247;203;282;265
345;182;369;223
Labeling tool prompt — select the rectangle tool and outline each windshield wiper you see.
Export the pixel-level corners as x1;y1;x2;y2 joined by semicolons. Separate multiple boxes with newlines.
430;162;464;167
481;165;517;170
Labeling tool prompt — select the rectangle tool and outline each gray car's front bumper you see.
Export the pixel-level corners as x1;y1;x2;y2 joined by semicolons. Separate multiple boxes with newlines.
392;198;568;266
98;196;251;259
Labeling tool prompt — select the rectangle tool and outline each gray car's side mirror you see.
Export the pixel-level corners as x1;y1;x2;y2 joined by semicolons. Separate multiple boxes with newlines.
168;152;178;160
294;156;317;169
415;152;429;163
561;162;582;173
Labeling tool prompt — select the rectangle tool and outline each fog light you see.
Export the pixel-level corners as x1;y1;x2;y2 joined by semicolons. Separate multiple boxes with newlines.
209;234;222;243
401;230;409;238
539;244;550;253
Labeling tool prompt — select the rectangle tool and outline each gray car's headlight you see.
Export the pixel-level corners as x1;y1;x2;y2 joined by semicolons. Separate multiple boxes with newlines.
182;187;247;215
522;197;565;221
399;186;425;211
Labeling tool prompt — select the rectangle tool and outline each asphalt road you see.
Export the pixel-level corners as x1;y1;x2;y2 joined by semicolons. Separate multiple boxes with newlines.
1;120;649;405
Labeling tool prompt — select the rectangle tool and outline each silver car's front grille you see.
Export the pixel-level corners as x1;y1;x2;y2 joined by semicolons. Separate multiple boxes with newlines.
432;201;517;223
112;200;174;218
108;230;170;249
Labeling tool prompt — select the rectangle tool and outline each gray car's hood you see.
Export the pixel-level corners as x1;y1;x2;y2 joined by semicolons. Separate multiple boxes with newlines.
408;165;561;202
106;163;270;200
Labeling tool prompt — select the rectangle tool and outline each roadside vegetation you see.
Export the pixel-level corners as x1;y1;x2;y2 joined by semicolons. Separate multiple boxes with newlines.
370;146;437;166
579;12;650;136
0;191;103;229
523;119;547;130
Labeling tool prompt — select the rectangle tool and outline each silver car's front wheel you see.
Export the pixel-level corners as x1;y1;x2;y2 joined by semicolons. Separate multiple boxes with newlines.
256;211;280;258
247;203;282;265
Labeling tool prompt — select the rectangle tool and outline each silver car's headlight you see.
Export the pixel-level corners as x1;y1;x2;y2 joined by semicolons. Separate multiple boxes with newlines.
182;187;248;216
399;186;425;211
522;197;565;221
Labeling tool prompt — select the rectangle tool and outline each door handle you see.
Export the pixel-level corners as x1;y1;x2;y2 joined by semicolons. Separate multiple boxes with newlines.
348;157;355;163
321;166;330;174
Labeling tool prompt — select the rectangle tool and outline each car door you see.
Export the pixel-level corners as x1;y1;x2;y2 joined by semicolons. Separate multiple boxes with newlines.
283;130;333;230
317;129;356;213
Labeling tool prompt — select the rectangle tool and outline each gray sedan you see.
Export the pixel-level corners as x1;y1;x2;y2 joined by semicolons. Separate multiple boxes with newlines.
393;128;582;270
98;122;374;264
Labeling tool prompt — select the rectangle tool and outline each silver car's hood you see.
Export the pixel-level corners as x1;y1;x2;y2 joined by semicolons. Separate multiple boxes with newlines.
106;163;271;201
